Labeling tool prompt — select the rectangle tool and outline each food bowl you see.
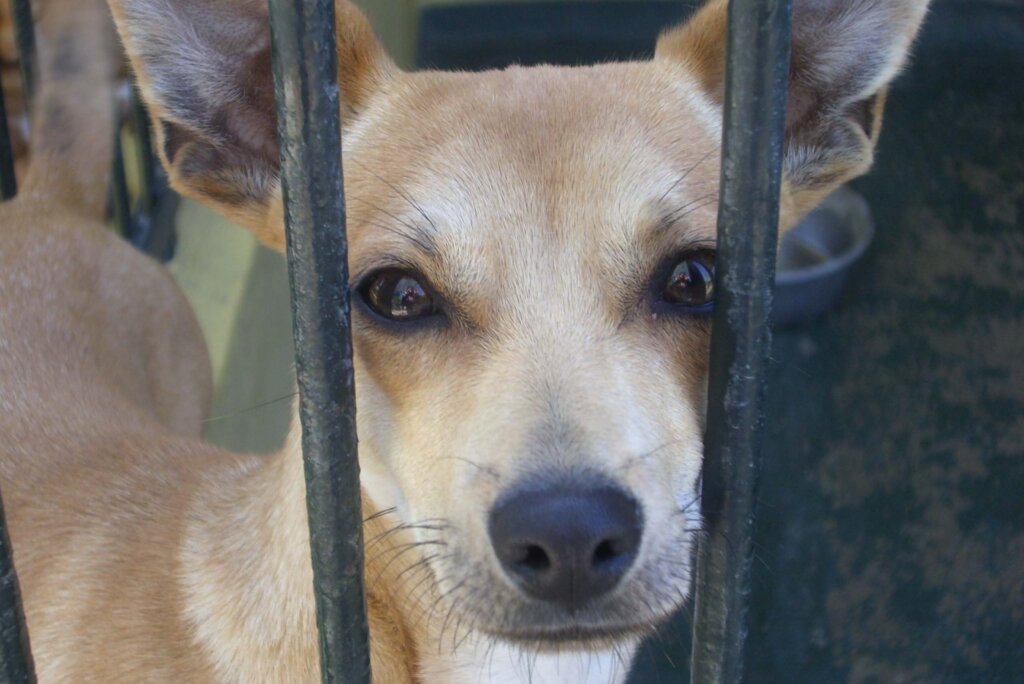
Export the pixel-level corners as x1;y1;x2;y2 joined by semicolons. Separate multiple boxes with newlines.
773;186;876;326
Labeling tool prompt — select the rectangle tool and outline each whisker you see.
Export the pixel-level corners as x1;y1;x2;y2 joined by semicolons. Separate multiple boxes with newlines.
359;216;436;255
442;456;501;481
657;148;718;204
615;439;690;472
348;197;436;254
368;539;446;578
363;506;397;523
349;158;441;234
665;192;719;224
201;391;298;424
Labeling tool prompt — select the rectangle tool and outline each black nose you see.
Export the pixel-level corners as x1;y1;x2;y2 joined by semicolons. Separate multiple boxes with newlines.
488;484;643;609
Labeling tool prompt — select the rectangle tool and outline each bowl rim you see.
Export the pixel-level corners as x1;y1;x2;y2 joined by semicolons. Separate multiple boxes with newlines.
775;186;876;286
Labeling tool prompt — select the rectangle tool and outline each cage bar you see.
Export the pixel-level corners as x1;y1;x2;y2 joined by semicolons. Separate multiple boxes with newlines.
0;83;16;200
268;1;372;683
111;127;133;237
8;0;35;106
114;92;179;261
0;3;37;680
690;0;793;682
130;92;155;214
0;496;35;684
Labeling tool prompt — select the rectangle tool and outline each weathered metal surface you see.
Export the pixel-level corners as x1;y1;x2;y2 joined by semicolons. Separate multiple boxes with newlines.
689;0;792;682
0;496;35;684
0;83;16;200
9;0;34;106
268;0;372;682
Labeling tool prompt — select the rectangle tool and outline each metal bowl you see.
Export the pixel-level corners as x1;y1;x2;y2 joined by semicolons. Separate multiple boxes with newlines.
773;186;876;327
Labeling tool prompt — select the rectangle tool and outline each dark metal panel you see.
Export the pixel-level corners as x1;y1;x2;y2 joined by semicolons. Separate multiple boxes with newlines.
268;1;372;683
9;0;35;106
0;83;16;200
690;0;793;682
0;495;36;684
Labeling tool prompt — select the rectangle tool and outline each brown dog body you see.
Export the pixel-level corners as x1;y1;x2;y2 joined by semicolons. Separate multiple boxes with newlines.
1;0;929;681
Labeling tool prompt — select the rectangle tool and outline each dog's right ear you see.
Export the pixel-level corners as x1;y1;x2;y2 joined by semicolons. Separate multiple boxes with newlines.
109;0;396;249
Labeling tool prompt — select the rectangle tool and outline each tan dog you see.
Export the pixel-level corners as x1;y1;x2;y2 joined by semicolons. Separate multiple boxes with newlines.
0;0;929;681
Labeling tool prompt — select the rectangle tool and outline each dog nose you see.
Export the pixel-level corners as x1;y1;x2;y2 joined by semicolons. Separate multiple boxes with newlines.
488;485;642;609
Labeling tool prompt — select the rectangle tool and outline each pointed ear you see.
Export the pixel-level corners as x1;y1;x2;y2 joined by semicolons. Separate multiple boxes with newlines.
108;0;397;249
656;0;930;218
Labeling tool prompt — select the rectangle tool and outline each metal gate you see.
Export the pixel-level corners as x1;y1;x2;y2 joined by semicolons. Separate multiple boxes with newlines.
0;0;793;681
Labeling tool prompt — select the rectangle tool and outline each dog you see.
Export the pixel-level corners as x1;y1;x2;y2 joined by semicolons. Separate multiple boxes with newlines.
0;0;929;681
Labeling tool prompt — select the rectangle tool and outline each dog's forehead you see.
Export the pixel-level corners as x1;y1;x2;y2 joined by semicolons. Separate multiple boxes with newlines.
345;61;721;292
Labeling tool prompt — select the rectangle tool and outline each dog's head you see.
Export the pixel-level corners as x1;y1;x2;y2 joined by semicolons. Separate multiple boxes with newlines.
112;0;928;648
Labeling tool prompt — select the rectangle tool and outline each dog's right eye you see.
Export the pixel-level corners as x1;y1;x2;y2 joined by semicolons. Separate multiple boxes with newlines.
359;269;440;322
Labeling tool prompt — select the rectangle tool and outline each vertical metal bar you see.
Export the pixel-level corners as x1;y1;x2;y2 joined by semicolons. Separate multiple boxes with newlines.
130;90;155;215
0;493;36;683
111;127;134;239
268;1;371;683
690;0;792;683
0;83;16;200
8;0;35;106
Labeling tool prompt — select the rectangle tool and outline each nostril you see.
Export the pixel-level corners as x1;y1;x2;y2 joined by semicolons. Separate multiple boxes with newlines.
513;544;551;573
592;539;618;567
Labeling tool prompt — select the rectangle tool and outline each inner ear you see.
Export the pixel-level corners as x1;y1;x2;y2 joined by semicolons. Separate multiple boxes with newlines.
154;38;279;176
109;0;398;249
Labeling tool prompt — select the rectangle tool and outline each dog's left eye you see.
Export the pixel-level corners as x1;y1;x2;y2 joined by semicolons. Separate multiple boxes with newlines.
658;250;716;313
359;269;439;322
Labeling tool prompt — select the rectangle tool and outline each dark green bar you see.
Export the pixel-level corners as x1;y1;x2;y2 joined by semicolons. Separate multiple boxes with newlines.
0;82;16;200
130;90;155;216
111;127;133;238
9;0;35;106
268;1;372;682
690;0;793;682
0;494;36;684
120;95;178;261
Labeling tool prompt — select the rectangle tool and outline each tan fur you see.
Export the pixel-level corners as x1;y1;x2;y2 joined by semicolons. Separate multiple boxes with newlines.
1;0;929;681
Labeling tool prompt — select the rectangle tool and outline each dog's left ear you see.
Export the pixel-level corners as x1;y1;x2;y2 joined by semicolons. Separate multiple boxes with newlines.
657;0;930;217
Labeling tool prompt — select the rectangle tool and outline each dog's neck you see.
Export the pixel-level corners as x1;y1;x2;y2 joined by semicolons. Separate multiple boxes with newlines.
177;419;320;681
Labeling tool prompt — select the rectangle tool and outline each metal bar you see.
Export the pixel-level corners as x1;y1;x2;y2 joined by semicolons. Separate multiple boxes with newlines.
130;89;155;215
0;493;36;683
268;1;372;683
690;0;792;682
111;127;134;240
133;98;180;262
9;0;35;107
133;181;178;262
0;82;16;200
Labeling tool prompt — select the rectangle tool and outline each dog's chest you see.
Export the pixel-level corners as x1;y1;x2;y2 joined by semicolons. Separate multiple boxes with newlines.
420;641;635;684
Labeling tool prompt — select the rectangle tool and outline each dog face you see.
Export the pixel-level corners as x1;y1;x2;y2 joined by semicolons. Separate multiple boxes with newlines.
111;0;928;648
344;62;720;643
